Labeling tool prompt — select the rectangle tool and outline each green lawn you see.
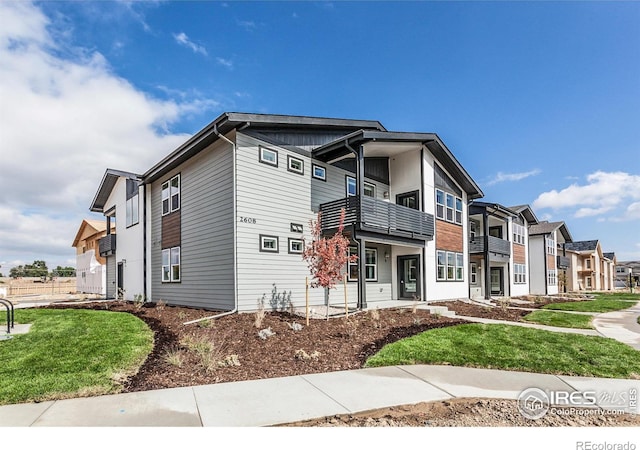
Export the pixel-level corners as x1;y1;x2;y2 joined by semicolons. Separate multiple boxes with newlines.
542;293;639;313
365;323;640;379
0;308;153;405
522;310;594;329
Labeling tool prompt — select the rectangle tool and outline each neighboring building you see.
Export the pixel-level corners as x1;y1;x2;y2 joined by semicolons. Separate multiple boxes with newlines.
467;202;537;299
602;252;617;291
89;112;483;311
615;261;640;289
565;240;615;292
528;221;573;295
71;219;113;294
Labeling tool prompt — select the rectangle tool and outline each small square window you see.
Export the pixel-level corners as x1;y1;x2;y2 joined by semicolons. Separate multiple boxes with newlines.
288;238;304;254
259;235;279;253
312;164;326;181
287;156;304;175
346;176;356;197
363;182;376;198
290;223;303;233
259;147;278;167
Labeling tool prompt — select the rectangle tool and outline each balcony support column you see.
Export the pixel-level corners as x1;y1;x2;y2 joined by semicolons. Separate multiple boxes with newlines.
483;210;491;300
355;145;367;310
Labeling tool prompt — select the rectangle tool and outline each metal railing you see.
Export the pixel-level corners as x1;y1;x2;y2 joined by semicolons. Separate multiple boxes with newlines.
319;195;434;239
99;234;116;256
469;235;511;256
0;298;14;335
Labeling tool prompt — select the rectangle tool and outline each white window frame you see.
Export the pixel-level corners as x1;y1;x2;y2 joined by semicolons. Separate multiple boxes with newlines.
435;189;463;225
436;190;445;220
312;164;326;181
259;146;278;167
162;247;180;283
547;269;557;286
446;193;455;222
546;236;556;255
437;251;464;281
346;176;356;197
470;262;478;284
455;253;464;281
288;238;303;254
162;174;180;216
513;224;525;245
455;197;463;225
514;263;527;284
259;235;279;253
347;247;377;282
126;195;139;228
287;155;304;175
363;181;376;198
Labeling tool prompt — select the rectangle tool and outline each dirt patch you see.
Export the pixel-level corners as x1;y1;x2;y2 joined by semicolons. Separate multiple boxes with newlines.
284;398;640;427
431;301;530;321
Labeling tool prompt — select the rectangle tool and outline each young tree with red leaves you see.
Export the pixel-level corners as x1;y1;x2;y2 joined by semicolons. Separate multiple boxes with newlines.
302;208;357;310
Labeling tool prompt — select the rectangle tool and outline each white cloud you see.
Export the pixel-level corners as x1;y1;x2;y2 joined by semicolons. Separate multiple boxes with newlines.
173;31;207;56
0;2;220;269
216;57;233;69
486;169;540;186
237;20;256;31
532;171;640;220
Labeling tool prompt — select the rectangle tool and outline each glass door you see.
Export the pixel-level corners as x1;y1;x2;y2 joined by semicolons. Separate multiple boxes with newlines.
398;255;420;299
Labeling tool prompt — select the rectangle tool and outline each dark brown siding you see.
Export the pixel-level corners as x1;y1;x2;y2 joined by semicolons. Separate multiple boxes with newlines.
162;210;181;248
435;220;463;252
513;243;526;264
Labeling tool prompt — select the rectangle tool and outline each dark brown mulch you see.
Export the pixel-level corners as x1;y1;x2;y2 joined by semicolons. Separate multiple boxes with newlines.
507;295;594;309
431;301;530;322
45;301;467;393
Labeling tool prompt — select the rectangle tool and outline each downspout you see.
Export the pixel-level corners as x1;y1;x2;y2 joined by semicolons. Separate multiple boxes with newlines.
184;125;238;325
543;234;548;295
420;145;427;302
346;141;367;310
483;209;490;300
142;182;147;302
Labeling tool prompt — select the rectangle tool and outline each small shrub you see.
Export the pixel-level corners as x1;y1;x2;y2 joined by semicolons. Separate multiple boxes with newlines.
218;354;241;367
258;327;276;340
295;349;321;360
197;319;212;329
177;311;187;320
156;299;166;310
163;347;185;368
343;318;358;337
413;317;424;326
287;321;303;331
368;308;381;328
255;296;266;329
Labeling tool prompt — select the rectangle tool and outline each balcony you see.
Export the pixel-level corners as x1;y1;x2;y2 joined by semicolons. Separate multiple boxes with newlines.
319;196;434;240
557;255;570;269
469;235;511;257
99;234;116;256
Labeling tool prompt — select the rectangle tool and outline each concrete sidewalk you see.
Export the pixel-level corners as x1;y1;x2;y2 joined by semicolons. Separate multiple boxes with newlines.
592;301;640;350
1;365;638;427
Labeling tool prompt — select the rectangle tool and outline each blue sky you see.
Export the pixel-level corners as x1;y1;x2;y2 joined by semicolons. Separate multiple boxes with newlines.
1;1;639;273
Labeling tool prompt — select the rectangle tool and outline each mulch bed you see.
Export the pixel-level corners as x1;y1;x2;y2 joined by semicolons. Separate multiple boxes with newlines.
44;301;467;393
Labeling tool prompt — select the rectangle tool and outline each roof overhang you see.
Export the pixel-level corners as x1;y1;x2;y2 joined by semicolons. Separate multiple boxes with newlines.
90;169;141;213
469;201;516;218
313;130;483;199
509;205;539;225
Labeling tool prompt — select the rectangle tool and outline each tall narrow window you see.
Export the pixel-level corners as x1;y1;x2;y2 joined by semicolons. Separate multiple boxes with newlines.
162;174;180;215
455;253;464;280
470;263;478;284
455;198;463;224
346;176;356;197
446;193;454;222
436;190;445;219
162;247;180;282
437;251;446;280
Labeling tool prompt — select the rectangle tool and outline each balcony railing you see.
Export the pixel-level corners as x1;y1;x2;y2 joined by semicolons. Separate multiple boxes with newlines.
98;234;116;256
557;255;570;269
469;235;511;256
319;195;434;240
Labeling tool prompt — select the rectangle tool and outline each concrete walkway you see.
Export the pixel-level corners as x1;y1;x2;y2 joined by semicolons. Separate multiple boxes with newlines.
592;301;640;350
1;364;638;427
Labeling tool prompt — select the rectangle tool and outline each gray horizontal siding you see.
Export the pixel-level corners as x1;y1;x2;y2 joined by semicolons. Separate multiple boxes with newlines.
106;256;116;299
150;138;235;310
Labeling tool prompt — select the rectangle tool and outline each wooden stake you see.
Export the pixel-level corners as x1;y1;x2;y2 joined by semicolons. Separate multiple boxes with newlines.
344;274;348;318
305;277;309;327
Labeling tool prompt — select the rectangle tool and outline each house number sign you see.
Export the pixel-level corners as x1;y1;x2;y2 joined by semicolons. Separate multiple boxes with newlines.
239;216;257;224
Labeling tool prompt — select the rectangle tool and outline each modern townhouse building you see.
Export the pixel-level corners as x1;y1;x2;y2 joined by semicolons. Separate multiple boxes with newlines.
565;240;615;291
615;261;640;290
527;221;573;295
89;112;483;312
71;219;114;295
467;202;537;299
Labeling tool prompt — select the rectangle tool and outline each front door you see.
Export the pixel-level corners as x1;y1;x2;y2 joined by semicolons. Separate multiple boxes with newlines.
117;262;124;299
398;255;420;299
490;267;503;296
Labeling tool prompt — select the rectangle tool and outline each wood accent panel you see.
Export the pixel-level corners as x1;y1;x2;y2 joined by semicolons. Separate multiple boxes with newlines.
435;219;463;252
513;243;526;264
547;254;556;270
162;210;181;248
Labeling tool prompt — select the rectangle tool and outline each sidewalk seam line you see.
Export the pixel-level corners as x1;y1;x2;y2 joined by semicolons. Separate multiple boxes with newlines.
298;375;353;413
395;365;458;399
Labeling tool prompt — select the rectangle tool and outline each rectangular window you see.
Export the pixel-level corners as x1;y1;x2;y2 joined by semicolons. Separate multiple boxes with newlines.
436;190;445;220
312;164;326;181
288;238;303;254
259;146;278;167
126;195;139;227
455;198;463;225
455;253;464;281
547;269;557;286
162;247;180;283
437;250;446;280
447;252;455;280
546;236;556;255
586;276;592;288
162;174;180;216
363;182;376;198
514;263;527;284
586;259;591;269
259;235;279;253
290;223;303;233
513;224;526;245
470;263;477;284
346;176;356;197
470;221;477;239
446;193;454;222
287;155;304;175
347;247;377;281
